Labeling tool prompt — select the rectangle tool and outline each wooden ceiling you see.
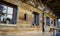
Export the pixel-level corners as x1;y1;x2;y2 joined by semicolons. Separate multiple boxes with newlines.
20;0;60;18
41;0;60;18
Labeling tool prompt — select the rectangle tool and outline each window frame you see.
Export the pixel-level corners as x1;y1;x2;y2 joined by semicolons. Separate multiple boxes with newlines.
0;1;18;25
32;12;40;26
46;17;50;26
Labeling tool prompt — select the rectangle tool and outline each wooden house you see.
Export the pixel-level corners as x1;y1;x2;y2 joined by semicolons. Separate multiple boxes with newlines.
0;0;58;34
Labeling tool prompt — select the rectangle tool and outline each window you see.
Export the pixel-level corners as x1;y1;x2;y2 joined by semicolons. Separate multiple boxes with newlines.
24;13;27;20
58;19;60;29
32;12;39;26
54;19;56;26
0;3;17;24
46;17;50;26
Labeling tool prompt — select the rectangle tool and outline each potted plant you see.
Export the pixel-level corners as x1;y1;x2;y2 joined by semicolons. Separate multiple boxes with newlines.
6;18;11;24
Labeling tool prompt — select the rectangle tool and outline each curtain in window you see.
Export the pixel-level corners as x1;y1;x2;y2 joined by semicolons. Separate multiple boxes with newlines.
34;14;36;24
12;7;18;24
36;14;39;26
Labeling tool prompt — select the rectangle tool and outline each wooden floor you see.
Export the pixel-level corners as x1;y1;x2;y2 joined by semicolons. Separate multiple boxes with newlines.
0;31;53;36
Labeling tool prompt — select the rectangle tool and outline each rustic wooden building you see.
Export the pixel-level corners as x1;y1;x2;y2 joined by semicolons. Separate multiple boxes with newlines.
0;0;58;34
